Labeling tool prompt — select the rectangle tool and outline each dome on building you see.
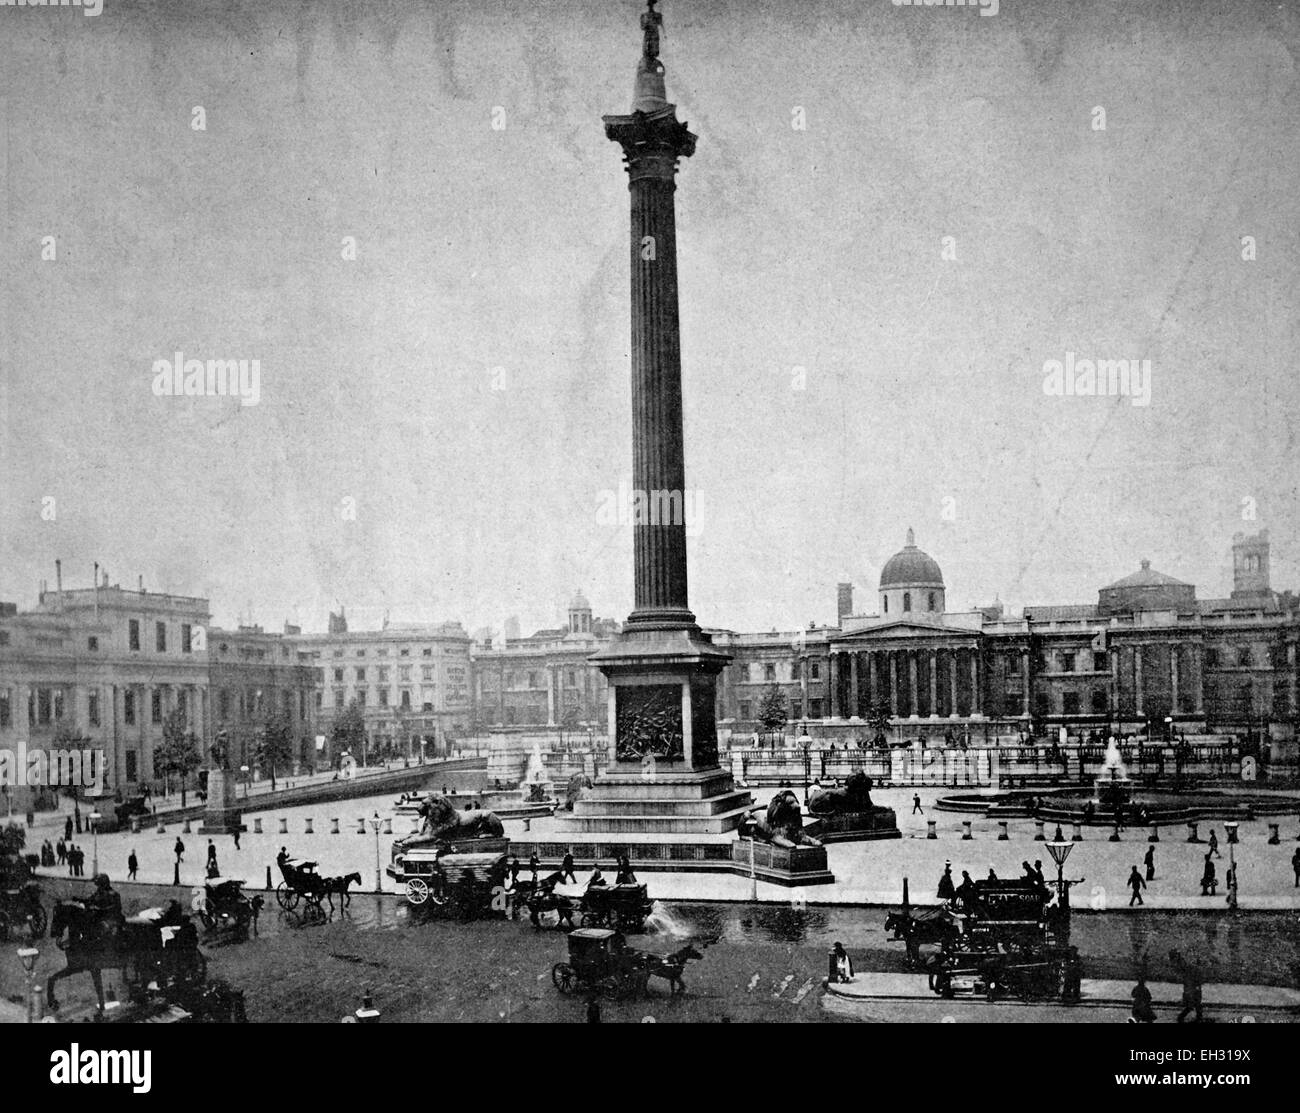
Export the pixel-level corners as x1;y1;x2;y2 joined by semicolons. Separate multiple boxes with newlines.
569;590;591;610
879;529;944;588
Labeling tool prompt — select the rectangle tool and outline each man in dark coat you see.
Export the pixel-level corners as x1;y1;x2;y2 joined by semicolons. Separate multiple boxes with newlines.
1144;845;1156;881
937;861;955;900
1127;866;1146;906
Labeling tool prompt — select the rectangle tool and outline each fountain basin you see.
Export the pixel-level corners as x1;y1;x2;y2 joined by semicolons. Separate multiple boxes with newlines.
934;787;1300;825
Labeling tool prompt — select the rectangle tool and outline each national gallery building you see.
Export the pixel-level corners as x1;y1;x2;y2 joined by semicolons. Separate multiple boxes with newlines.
710;530;1298;753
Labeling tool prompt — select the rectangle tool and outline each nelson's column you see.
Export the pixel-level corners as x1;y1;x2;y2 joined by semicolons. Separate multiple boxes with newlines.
560;1;754;839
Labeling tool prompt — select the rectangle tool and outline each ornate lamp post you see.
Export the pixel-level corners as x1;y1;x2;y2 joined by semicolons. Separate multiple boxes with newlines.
798;726;813;805
17;946;40;1022
1044;838;1075;905
239;764;250;800
368;812;383;894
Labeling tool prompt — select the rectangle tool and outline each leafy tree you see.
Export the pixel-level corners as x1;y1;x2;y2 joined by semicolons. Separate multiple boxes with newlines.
330;700;367;766
255;712;294;792
757;683;788;733
863;700;892;740
154;707;202;807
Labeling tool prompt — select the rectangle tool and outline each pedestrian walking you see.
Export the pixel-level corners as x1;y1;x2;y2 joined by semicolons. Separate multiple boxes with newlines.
1170;950;1203;1023
233;828;241;851
206;838;218;872
937;861;955;900
74;803;82;835
1292;847;1300;888
528;853;539;883
66;845;76;876
1207;829;1221;859
911;794;923;815
831;941;854;983
1144;844;1155;882
1200;854;1217;896
1130;975;1157;1023
64;816;73;842
560;852;577;885
127;850;138;880
56;838;67;866
1032;859;1046;889
174;837;186;864
1127;865;1146;906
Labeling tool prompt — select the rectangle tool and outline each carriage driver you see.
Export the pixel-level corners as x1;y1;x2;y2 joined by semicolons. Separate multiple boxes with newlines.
86;873;124;938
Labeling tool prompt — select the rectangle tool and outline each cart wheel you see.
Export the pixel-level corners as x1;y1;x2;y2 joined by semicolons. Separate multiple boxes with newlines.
276;882;299;911
552;963;576;994
27;904;47;940
406;878;430;906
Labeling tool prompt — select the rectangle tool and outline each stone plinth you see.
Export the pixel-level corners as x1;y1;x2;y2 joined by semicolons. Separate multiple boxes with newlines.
730;838;834;886
804;808;902;843
199;769;244;835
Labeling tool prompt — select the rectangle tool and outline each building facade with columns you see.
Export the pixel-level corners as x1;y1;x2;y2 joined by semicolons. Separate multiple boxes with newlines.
715;530;1299;756
471;593;618;731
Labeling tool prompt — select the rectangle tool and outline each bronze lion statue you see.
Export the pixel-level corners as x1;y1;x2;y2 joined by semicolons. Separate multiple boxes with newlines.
807;772;876;816
740;789;822;848
401;794;505;851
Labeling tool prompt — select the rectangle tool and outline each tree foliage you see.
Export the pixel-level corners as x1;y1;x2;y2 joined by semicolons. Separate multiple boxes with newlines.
155;707;202;807
757;683;788;732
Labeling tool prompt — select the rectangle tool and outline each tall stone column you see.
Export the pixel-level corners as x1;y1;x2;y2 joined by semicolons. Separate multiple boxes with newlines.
849;653;859;718
1170;647;1180;715
970;652;981;715
1288;643;1296;719
889;654;899;717
908;653;919;718
928;651;938;718
1021;650;1031;717
949;652;959;718
829;653;841;718
868;652;878;705
1134;646;1145;717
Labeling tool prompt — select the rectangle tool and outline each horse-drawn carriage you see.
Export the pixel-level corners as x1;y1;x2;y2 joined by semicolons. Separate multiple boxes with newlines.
527;881;654;932
925;939;1081;1002
550;928;704;1000
400;849;509;920
195;878;263;938
47;899;208;1013
0;851;46;942
275;857;360;922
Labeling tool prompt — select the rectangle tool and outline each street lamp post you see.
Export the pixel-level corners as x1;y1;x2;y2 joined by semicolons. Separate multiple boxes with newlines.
368;813;382;894
17;947;40;1022
240;764;250;800
1045;837;1076;912
797;725;813;805
89;811;101;877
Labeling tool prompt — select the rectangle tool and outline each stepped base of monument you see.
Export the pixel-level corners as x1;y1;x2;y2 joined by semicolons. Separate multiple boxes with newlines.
554;767;755;836
506;831;835;886
804;808;902;843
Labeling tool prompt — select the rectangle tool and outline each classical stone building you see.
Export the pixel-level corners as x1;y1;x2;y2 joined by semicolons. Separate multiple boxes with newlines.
0;571;319;807
714;530;1299;758
470;593;617;731
291;616;473;762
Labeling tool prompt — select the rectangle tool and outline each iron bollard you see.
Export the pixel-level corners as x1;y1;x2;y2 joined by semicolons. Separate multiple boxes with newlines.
1149;824;1160;843
961;820;973;840
253;817;263;834
826;949;839;984
183;819;192;834
1072;822;1083;842
357;818;366;835
131;817;141;835
305;818;314;834
1225;823;1239;845
157;822;165;834
278;817;288;834
382;818;392;835
330;818;340;835
1109;821;1122;842
997;820;1009;841
927;818;937;840
266;865;272;890
1268;822;1280;845
524;818;532;833
1033;820;1045;841
1187;821;1200;843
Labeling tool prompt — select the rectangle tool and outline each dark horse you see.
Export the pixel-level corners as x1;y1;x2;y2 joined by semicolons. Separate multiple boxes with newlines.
885;908;957;967
46;899;193;1014
324;872;363;912
643;943;705;995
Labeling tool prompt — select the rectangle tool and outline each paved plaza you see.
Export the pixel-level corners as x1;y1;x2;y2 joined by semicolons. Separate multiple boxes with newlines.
31;782;1300;911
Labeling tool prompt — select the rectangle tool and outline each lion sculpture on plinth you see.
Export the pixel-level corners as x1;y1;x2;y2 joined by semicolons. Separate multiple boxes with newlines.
741;789;822;849
806;772;877;816
401;795;505;851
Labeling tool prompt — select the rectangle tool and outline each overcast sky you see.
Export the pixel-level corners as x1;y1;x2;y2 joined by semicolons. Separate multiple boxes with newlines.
1;0;1296;637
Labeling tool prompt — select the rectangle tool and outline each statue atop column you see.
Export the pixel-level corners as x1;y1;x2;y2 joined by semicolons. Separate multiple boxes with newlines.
631;0;670;114
641;0;662;59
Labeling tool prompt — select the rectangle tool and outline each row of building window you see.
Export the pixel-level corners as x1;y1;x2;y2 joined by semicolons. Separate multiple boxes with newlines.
328;666;435;684
125;620;195;653
330;647;444;658
883;592;939;614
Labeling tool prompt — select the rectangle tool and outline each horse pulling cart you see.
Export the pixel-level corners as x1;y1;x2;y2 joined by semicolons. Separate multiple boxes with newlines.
196;878;263;938
276;858;327;923
527;881;654;933
550;928;706;999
